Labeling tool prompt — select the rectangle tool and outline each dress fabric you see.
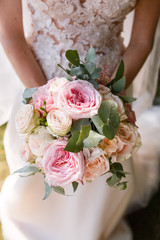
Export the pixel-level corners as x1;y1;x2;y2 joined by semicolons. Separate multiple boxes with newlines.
0;1;160;240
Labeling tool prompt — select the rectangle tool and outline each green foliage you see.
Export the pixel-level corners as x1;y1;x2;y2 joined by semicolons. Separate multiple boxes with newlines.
83;130;104;148
13;166;40;174
22;87;37;104
52;186;65;195
64;131;84;153
72;181;79;193
76;125;91;145
106;160;130;190
118;95;137;103
97;100;120;140
112;77;126;93
43;181;52;200
58;46;101;89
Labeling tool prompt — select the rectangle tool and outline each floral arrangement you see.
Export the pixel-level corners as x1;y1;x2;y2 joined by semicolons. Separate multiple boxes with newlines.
14;47;141;199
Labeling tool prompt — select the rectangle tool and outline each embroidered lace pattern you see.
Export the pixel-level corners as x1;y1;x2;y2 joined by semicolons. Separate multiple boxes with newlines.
25;0;136;80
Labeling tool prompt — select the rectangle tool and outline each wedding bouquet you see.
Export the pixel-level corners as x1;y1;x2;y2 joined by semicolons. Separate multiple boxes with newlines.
15;47;141;199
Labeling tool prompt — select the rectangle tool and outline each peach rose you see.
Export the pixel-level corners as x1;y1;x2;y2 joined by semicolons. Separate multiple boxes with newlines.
28;126;54;157
116;122;141;161
103;92;127;121
20;141;34;162
15;104;40;136
56;80;102;120
98;137;118;157
84;147;110;181
47;109;72;136
43;139;85;187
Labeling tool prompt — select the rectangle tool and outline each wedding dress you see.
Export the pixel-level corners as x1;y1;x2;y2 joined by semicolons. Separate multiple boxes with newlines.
0;1;160;240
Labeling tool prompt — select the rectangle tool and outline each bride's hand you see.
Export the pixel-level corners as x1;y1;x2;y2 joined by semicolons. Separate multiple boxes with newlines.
0;0;47;88
120;0;160;89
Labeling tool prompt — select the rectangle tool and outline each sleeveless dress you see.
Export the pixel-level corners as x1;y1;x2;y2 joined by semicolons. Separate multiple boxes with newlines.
0;1;160;240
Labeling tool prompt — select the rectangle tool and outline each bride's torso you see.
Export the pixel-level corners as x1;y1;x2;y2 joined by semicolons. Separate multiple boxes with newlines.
23;0;136;79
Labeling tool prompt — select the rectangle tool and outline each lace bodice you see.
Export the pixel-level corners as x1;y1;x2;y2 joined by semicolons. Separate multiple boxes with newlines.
24;0;136;80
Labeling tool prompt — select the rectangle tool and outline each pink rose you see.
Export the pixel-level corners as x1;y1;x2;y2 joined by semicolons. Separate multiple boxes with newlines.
116;122;141;161
84;147;110;181
48;77;69;94
31;82;54;114
20;141;34;162
43;139;85;187
56;80;102;120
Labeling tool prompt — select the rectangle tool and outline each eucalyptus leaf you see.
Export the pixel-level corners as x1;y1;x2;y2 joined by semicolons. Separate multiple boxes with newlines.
85;46;96;63
98;101;110;123
83;130;104;148
91;115;104;134
90;68;101;80
102;123;116;140
106;174;121;187
76;125;91;145
112;77;126;93
118;95;137;103
22;87;37;104
72;182;79;193
107;60;124;87
52;186;65;195
85;62;96;75
65;50;80;67
43;181;52;200
88;79;99;89
13;166;40;174
70;65;85;77
57;64;70;75
117;181;128;190
71;119;90;134
64;131;83;153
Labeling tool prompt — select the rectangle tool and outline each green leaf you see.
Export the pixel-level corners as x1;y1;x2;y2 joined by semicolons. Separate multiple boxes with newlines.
98;101;111;123
85;46;96;63
85;62;96;75
90;68;101;80
91;115;104;134
22;87;37;104
43;181;52;200
72;182;79;193
65;50;80;67
52;186;65;195
102;123;116;140
117;181;128;190
71;119;90;134
13;166;40;174
112;77;126;93
64;131;83;153
57;64;70;75
76;125;91;145
118;95;137;103
107;60;124;87
88;79;99;89
98;100;120;128
106;174;121;187
83;130;104;148
70;65;85;77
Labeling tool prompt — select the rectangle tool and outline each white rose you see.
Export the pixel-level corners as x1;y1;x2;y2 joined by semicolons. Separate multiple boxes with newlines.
103;92;127;121
15;104;40;136
47;109;72;136
49;77;69;94
29;126;54;157
20;141;34;162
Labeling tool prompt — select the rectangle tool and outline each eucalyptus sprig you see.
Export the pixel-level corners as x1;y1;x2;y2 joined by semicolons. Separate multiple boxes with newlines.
58;46;101;89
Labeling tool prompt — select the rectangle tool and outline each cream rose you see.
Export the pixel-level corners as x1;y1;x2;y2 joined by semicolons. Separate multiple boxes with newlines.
20;141;34;162
103;92;127;121
29;126;54;157
84;147;110;181
47;109;72;136
116;122;141;161
56;80;102;120
43;139;85;187
15;104;40;136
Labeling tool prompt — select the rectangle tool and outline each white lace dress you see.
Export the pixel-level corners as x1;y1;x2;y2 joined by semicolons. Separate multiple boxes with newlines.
0;1;160;240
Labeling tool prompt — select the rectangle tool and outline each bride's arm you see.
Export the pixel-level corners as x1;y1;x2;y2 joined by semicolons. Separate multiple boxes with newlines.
122;0;160;88
0;0;47;88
